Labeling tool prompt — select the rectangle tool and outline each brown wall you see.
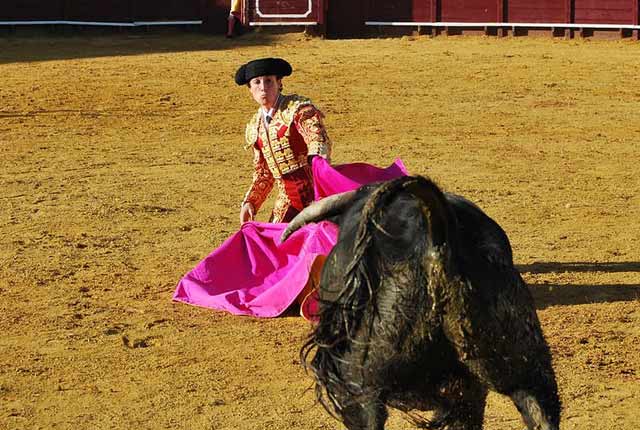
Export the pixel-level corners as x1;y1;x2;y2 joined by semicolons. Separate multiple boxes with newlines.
64;0;132;21
440;0;499;22
201;0;231;33
325;0;366;38
508;0;567;23
3;0;639;37
1;0;231;33
362;0;640;25
574;0;636;24
2;0;211;22
2;0;65;20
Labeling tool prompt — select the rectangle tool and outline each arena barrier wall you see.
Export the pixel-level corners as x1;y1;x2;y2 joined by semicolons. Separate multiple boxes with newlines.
0;0;323;29
1;0;639;39
361;0;640;39
0;0;219;28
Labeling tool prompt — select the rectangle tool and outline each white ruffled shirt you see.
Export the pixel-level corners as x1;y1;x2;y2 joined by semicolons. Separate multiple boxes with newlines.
261;94;282;125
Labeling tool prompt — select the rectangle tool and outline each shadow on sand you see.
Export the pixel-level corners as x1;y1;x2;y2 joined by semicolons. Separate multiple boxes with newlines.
517;261;640;309
530;283;640;310
0;28;280;65
518;261;640;275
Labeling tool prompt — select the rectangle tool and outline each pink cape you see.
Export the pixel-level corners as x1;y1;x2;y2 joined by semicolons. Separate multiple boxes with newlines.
172;157;408;317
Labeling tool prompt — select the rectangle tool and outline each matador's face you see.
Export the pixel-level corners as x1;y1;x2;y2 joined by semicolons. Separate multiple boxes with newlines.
248;75;282;110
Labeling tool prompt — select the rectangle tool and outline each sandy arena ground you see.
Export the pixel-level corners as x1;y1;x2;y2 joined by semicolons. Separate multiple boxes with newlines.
1;31;639;429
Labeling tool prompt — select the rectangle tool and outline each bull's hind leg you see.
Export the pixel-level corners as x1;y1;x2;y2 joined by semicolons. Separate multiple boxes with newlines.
340;395;388;430
389;374;487;430
433;375;488;430
510;390;558;430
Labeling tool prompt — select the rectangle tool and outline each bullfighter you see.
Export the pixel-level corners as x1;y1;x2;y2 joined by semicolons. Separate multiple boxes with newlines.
235;57;332;225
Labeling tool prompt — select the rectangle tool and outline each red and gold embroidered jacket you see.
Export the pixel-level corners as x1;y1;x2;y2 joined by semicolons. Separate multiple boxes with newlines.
242;94;332;216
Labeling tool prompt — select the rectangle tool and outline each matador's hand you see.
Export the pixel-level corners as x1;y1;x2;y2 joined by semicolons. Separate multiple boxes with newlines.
240;202;255;225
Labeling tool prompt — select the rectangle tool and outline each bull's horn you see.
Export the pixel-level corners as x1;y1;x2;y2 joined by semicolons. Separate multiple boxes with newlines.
280;190;357;242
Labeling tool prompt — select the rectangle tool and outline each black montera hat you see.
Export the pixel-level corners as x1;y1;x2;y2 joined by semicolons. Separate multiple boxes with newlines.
235;58;292;86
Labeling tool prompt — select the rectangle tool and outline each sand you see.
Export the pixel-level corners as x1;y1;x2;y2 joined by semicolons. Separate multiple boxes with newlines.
1;31;639;429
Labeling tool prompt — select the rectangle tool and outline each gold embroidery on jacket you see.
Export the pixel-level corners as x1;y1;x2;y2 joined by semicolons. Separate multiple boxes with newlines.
242;94;333;217
270;180;292;223
295;105;332;161
242;146;274;212
245;94;314;179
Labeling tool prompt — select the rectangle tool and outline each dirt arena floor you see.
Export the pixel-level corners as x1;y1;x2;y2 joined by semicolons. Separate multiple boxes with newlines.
1;31;639;429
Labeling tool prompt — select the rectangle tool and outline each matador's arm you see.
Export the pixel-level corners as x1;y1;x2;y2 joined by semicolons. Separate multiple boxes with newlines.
242;146;274;214
294;104;332;162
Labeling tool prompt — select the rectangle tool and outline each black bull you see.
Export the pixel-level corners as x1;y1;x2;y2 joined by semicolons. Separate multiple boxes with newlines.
281;176;560;430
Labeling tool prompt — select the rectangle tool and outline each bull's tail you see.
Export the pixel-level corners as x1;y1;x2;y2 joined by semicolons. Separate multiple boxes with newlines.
336;175;455;340
301;176;456;422
384;175;454;251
